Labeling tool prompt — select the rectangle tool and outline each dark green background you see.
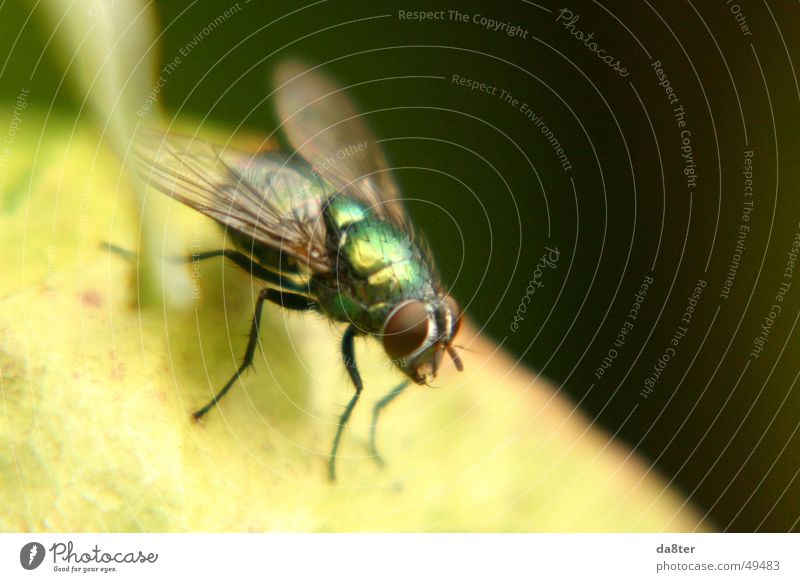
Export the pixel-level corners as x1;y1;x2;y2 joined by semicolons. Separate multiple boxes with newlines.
4;0;799;531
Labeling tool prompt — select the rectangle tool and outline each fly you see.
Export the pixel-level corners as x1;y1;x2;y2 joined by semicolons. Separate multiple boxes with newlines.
130;61;464;481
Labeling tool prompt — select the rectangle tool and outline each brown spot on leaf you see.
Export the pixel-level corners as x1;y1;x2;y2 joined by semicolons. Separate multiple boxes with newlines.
80;290;103;308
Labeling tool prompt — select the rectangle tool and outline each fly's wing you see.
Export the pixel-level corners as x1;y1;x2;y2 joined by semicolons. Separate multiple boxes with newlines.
272;61;412;231
131;128;334;272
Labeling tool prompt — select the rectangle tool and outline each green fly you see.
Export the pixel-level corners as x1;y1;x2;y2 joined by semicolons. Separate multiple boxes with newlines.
131;61;463;480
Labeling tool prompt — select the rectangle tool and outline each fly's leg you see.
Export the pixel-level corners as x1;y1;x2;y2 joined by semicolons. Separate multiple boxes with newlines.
172;249;304;292
368;380;411;467
101;242;303;291
329;325;363;482
101;241;138;261
192;287;317;420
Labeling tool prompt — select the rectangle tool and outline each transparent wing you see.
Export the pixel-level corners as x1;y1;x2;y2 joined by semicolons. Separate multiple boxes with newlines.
131;128;335;273
272;60;412;230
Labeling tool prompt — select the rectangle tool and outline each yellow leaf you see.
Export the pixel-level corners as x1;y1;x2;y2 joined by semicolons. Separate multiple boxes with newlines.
0;112;709;531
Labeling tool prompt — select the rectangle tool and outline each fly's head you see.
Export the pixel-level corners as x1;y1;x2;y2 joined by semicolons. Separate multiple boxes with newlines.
380;295;464;385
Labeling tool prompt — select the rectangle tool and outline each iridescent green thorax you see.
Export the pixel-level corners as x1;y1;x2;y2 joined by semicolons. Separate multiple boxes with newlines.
312;196;438;331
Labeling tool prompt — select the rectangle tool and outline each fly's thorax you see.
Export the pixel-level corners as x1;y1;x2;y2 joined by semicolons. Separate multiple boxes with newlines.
323;195;371;232
310;256;438;333
329;199;435;293
340;220;425;277
310;196;439;332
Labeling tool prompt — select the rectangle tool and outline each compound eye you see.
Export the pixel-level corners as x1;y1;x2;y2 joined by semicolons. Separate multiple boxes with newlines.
382;301;431;360
444;295;462;339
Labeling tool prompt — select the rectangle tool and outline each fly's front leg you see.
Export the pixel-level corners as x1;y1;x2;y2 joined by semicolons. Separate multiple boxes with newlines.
369;380;411;467
328;325;363;482
192;287;316;420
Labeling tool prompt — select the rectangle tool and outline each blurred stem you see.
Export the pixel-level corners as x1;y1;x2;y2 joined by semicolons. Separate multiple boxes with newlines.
40;0;190;306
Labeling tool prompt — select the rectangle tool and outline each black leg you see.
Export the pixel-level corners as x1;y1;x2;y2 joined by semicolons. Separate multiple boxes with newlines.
174;249;304;292
101;241;303;292
328;325;363;482
369;380;411;467
192;287;316;420
101;241;137;261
